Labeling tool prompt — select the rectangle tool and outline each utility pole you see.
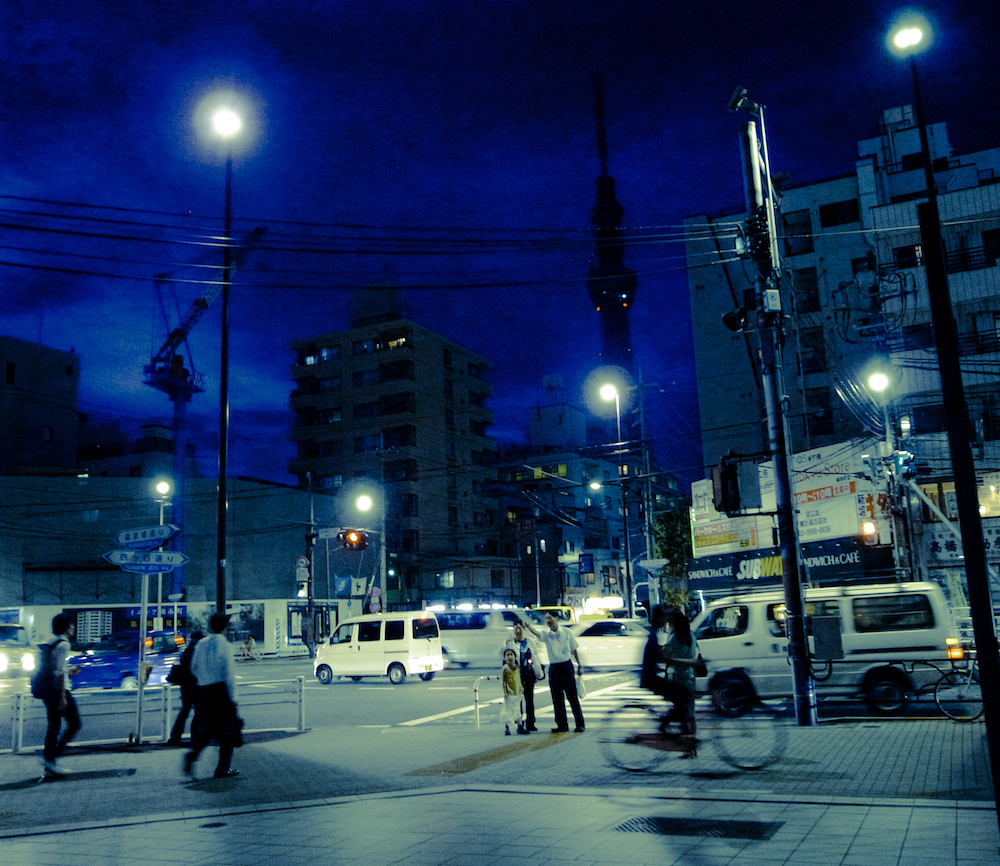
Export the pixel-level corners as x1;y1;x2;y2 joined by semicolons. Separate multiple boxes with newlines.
733;92;816;725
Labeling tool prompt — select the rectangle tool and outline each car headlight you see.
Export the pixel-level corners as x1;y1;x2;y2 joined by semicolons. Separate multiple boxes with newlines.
0;653;8;672
23;653;36;672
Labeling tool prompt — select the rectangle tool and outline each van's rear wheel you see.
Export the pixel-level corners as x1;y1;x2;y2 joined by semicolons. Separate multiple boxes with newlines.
316;665;333;684
388;663;406;685
419;672;435;681
866;673;908;714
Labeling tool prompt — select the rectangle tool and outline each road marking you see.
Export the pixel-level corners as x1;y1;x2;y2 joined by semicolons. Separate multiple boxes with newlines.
408;734;578;775
399;679;632;726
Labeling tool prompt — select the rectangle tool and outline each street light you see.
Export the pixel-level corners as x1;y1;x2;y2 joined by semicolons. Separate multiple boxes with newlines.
211;103;241;616
887;13;1000;812
601;383;633;617
356;491;387;614
867;370;896;452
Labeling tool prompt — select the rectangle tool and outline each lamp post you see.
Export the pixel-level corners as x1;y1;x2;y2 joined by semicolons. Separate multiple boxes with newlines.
357;492;387;614
889;15;1000;819
600;383;633;618
212;106;241;615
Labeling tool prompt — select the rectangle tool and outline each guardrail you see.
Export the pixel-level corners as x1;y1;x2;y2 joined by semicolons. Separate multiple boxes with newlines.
6;678;306;755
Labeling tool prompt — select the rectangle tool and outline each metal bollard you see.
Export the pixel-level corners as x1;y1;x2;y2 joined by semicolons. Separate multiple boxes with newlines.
473;676;501;730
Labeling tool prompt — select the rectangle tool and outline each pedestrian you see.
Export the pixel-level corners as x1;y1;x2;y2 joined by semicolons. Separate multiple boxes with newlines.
499;620;542;732
166;630;203;746
500;648;527;735
522;613;585;733
184;613;243;779
39;613;82;777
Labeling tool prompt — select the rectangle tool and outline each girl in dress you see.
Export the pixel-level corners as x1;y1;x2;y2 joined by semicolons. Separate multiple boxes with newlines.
501;648;526;735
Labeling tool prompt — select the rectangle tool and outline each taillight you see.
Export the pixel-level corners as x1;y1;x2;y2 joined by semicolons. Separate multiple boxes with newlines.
945;637;964;661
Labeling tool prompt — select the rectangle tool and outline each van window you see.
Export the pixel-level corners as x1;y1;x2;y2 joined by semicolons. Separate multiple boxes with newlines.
330;624;353;645
695;605;749;639
852;594;934;633
804;600;841;635
412;617;439;639
766;604;787;637
501;611;520;625
438;613;488;630
385;620;405;641
358;621;382;642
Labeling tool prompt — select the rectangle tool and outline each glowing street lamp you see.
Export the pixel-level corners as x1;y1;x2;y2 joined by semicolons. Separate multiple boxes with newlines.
356;491;387;613
600;383;633;618
887;14;1000;798
211;103;241;616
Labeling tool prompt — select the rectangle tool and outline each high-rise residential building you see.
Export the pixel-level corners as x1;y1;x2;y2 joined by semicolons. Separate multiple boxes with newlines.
685;105;1000;594
0;336;80;474
289;304;504;608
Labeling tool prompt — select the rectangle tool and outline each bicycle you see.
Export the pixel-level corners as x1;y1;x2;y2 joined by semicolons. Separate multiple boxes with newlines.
933;652;983;721
599;671;789;773
235;642;262;662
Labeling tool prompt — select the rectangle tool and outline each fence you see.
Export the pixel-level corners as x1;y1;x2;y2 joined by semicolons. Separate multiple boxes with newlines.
6;678;306;754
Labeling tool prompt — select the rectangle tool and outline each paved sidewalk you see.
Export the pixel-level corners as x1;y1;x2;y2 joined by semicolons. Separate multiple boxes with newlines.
1;706;996;864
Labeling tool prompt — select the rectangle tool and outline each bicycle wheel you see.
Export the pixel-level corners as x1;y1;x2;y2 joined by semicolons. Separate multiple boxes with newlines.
707;703;788;770
599;702;673;773
935;670;984;721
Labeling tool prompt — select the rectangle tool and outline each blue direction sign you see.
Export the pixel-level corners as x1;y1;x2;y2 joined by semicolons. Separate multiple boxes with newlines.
103;549;190;573
115;525;180;550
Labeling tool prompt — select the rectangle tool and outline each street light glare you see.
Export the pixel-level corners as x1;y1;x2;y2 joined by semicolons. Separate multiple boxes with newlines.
599;384;618;402
356;495;373;512
212;108;242;138
894;27;923;49
868;372;890;392
155;480;171;496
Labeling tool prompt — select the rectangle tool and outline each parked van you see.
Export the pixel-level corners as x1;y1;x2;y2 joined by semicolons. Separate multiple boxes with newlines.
314;611;443;685
691;581;961;713
435;608;528;668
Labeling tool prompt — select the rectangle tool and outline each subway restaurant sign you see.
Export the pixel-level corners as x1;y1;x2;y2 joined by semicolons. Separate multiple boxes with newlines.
687;538;893;593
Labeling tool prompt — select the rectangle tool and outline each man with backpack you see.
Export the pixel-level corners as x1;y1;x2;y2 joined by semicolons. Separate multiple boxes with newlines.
34;613;81;777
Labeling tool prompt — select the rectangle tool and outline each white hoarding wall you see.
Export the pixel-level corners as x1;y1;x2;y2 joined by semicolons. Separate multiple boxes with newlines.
692;441;888;558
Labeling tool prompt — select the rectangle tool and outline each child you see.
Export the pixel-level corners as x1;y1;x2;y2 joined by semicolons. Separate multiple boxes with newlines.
500;648;527;735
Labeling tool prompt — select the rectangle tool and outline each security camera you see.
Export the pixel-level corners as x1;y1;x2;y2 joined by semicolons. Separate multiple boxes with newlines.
728;86;748;113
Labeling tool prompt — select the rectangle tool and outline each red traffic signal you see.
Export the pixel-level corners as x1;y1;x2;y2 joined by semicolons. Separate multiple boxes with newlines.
337;529;368;551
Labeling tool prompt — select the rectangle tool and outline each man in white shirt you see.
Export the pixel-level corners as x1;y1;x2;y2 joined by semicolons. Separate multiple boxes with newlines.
185;612;241;779
523;613;585;733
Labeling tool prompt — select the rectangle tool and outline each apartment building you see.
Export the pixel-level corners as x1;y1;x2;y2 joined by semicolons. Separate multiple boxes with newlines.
289;305;504;608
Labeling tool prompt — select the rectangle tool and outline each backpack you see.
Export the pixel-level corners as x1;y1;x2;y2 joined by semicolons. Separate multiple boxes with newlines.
30;641;61;700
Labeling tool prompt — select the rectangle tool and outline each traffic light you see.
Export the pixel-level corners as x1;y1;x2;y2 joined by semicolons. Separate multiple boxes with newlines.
296;577;308;598
711;459;741;516
338;529;368;551
892;450;916;479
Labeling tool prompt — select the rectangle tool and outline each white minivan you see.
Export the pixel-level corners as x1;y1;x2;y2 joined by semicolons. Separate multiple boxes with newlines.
435;608;529;668
691;581;962;713
314;611;444;685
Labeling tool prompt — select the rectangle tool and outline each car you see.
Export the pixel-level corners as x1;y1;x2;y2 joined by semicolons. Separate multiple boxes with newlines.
70;630;186;690
568;619;650;670
0;623;37;678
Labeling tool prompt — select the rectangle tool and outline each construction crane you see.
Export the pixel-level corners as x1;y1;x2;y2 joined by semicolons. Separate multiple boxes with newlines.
143;226;266;602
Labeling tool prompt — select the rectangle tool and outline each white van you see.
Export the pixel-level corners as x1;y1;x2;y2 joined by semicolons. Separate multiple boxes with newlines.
314;611;443;685
435;608;528;668
691;581;961;713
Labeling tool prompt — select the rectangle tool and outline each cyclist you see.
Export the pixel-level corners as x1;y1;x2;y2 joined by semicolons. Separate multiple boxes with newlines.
640;606;698;737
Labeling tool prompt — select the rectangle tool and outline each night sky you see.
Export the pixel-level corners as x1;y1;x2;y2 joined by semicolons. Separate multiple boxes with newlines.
3;1;998;487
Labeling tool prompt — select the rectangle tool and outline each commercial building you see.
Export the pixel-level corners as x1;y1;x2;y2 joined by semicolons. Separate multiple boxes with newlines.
685;105;1000;601
0;336;80;475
